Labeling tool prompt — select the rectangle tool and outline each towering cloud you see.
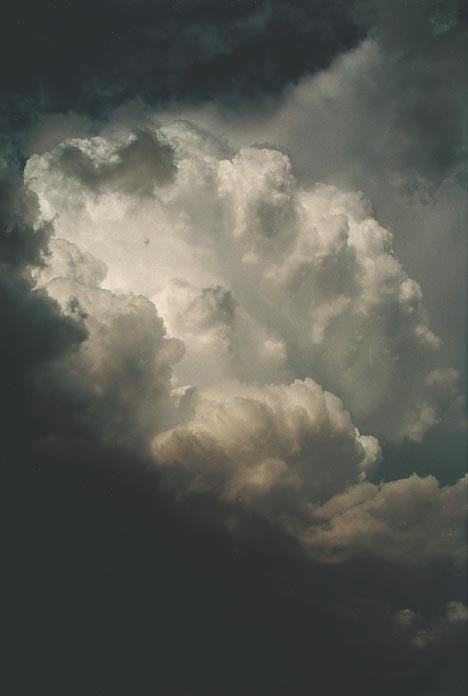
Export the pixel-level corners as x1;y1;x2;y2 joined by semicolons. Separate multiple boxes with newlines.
153;377;379;505
18;119;465;576
1;2;466;694
26;121;462;444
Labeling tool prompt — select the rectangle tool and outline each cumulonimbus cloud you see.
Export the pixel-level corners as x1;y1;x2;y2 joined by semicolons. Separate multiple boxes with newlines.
21;120;466;568
26;120;462;443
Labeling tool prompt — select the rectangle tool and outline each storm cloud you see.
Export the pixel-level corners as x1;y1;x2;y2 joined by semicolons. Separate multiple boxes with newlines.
26;122;463;443
1;2;466;695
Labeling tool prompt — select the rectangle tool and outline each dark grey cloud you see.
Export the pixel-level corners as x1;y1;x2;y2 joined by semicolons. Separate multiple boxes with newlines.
248;0;466;194
353;0;467;190
1;0;362;118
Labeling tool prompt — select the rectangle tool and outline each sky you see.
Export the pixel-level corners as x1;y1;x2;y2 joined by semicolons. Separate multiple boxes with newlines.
1;2;467;695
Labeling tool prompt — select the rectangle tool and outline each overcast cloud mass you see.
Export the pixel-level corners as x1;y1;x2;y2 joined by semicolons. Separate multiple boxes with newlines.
1;2;467;695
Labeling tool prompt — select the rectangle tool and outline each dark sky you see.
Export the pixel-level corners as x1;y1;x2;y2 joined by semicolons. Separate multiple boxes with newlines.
1;1;361;111
1;2;466;695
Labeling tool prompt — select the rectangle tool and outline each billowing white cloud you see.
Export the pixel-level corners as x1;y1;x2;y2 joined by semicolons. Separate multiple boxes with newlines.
152;376;465;566
153;377;380;503
25;121;461;443
152;27;466;423
38;241;185;447
21;117;466;570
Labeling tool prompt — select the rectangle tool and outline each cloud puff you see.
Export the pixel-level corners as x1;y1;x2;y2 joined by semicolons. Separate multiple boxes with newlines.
37;237;108;288
153;377;380;504
306;473;467;566
157;277;288;386
25;120;462;443
152;375;465;567
217;147;296;262
35;238;185;449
